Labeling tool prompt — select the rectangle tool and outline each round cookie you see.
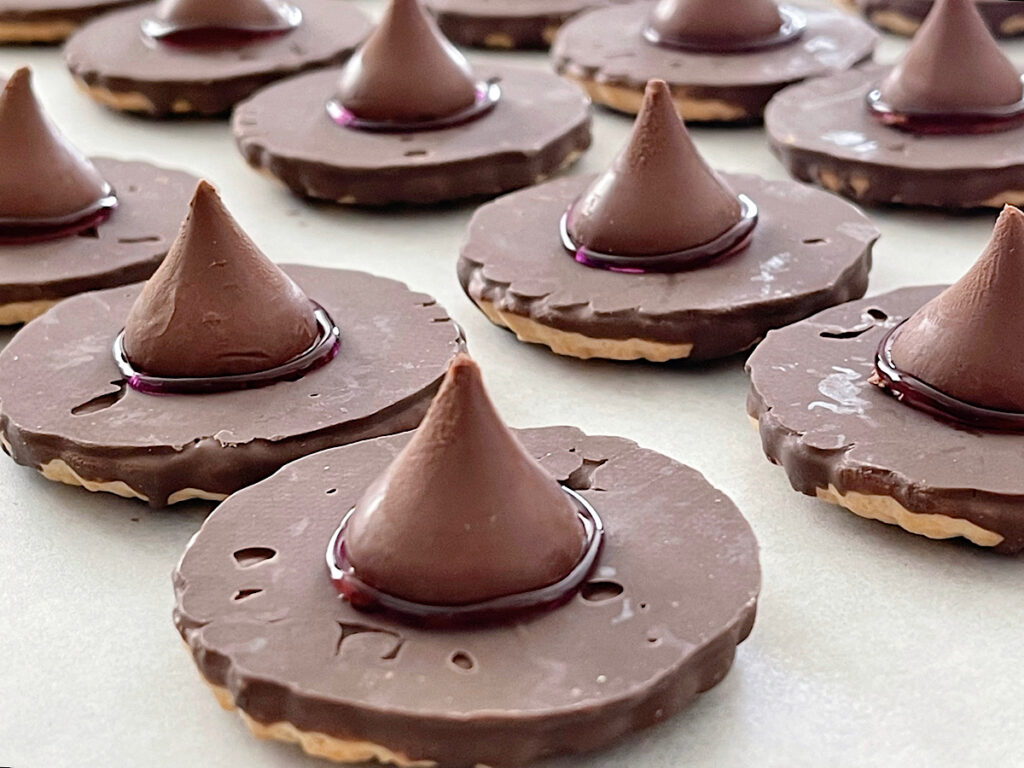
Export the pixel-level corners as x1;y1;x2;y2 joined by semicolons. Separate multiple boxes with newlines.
837;0;1024;37
63;0;371;117
424;0;626;50
174;427;760;766
551;1;876;122
0;0;139;42
747;286;1024;554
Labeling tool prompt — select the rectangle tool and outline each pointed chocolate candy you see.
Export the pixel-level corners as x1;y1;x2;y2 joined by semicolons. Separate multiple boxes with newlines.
335;0;478;124
146;0;300;34
888;206;1024;413
344;355;586;606
566;79;743;257
646;0;784;48
0;68;111;224
122;181;319;378
879;0;1022;113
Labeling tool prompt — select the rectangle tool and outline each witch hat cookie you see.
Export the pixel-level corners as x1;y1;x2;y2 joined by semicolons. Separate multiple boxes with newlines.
459;80;877;361
768;0;1024;207
747;207;1024;553
0;0;140;44
0;182;464;506
0;67;197;325
843;0;1024;39
63;0;371;117
551;0;875;123
233;0;591;206
173;354;760;765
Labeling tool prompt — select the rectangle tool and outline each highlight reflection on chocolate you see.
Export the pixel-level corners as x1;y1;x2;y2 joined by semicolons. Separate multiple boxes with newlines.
644;0;806;53
141;0;303;44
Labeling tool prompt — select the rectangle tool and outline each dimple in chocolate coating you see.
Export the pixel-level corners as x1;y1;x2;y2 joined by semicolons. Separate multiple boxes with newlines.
0;158;197;311
173;426;760;767
0;266;465;507
746;286;1024;554
766;64;1024;208
552;3;876;120
845;0;1024;38
458;173;876;360
232;66;592;206
63;0;371;117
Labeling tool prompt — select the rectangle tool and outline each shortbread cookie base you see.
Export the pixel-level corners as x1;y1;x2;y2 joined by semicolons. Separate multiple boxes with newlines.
476;298;694;361
567;75;748;122
0;298;58;325
0;19;75;42
37;456;226;505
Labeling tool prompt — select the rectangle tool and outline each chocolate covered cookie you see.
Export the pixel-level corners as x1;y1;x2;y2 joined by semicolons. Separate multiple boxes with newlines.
747;207;1024;554
0;0;139;42
0;182;465;506
838;0;1024;37
63;0;371;117
424;0;625;50
552;0;876;122
768;0;1024;208
233;0;591;206
174;355;760;766
459;80;876;362
0;67;197;324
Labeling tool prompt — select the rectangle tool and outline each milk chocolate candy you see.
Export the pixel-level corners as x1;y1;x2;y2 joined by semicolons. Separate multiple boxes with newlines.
840;0;1024;39
0;0;141;43
63;0;371;117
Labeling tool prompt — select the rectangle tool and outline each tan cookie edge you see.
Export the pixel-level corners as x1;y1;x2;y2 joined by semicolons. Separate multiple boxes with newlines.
564;75;749;122
0;298;59;325
73;78;194;115
0;19;76;42
475;298;694;362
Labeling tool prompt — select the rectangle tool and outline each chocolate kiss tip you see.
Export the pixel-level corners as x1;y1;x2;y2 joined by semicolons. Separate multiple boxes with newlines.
647;0;784;46
334;0;478;124
566;79;743;258
342;353;587;607
122;181;320;379
887;205;1024;413
0;66;110;223
879;0;1022;113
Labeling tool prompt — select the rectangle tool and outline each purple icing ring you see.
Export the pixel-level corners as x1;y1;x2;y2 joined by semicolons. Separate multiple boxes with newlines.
140;1;303;45
560;194;758;274
326;486;605;626
113;303;340;395
643;5;806;53
325;80;501;133
865;79;1024;135
0;187;117;245
873;320;1024;432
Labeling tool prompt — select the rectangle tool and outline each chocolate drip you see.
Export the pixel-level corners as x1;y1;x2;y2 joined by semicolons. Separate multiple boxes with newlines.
122;181;321;379
644;0;804;52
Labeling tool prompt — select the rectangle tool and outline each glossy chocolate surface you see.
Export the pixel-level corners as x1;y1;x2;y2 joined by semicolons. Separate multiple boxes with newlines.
746;286;1024;554
424;0;620;49
0;266;465;506
459;173;876;359
63;0;371;116
766;64;1024;207
644;0;799;52
174;426;760;767
233;65;591;205
0;158;197;312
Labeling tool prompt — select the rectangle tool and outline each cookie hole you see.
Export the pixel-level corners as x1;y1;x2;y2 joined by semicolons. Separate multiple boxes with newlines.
404;149;428;157
326;488;337;495
567;458;608;491
819;325;872;340
233;547;276;566
71;381;127;415
77;227;99;238
802;238;827;245
233;588;262;601
309;392;320;398
118;236;160;244
639;602;649;611
866;308;888;320
449;651;476;672
647;636;661;646
581;580;623;602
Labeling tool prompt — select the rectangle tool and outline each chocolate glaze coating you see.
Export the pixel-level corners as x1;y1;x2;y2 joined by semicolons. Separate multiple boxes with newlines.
459;173;876;359
552;3;876;121
0;266;465;506
150;0;295;31
766;64;1024;208
424;0;621;50
0;0;140;40
0;158;197;310
174;426;760;767
63;0;372;117
747;286;1024;554
233;66;592;206
647;0;785;46
846;0;1024;38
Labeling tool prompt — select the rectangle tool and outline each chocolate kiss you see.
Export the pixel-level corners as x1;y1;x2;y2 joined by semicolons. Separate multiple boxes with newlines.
150;0;296;30
566;79;743;256
0;68;110;222
122;181;319;378
647;0;783;46
344;355;586;606
879;0;1022;113
335;0;478;123
889;206;1024;413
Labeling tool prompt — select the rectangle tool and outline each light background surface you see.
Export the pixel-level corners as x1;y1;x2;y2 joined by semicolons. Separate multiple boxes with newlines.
1;2;1021;767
